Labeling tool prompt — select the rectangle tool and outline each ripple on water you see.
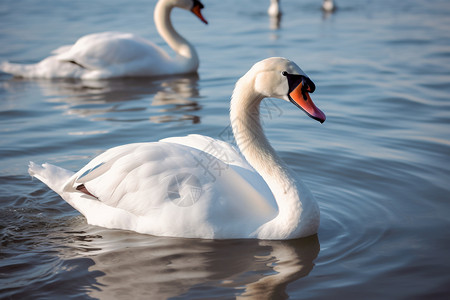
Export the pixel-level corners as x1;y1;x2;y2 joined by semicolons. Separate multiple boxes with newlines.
1;0;450;298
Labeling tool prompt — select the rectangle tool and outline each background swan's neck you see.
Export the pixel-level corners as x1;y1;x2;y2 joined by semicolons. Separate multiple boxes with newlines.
230;77;309;239
154;1;199;70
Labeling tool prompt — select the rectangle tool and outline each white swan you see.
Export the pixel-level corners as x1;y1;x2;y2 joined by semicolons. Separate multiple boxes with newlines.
0;0;207;79
28;57;326;240
322;0;336;13
268;0;281;17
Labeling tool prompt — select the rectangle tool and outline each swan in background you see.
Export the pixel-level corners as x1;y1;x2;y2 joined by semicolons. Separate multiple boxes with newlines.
28;57;326;240
0;0;207;79
268;0;281;17
268;0;282;30
322;0;336;13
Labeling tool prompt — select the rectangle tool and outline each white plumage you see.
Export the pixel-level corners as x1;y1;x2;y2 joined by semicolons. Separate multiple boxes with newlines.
29;57;326;240
322;0;336;13
1;0;207;79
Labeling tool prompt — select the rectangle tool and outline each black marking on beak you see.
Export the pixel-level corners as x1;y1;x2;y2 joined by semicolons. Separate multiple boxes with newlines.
282;71;315;101
193;0;204;9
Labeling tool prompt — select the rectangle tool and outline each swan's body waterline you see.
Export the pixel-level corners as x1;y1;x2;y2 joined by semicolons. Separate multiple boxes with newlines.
0;0;207;79
28;57;325;240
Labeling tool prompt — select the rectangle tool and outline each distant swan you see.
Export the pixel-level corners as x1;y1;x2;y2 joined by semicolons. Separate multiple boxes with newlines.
28;57;326;240
268;0;281;17
322;0;336;13
0;0;207;79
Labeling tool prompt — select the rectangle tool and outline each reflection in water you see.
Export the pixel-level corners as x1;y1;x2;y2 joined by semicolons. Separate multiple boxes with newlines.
322;10;335;21
237;239;319;299
269;13;282;31
33;74;201;125
150;75;201;124
59;224;319;299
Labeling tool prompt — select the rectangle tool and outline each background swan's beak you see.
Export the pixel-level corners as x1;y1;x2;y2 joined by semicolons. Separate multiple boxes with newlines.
191;1;208;24
289;82;326;123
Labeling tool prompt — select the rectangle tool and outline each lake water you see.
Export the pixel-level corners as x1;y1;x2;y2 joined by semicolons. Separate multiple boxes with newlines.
1;0;450;298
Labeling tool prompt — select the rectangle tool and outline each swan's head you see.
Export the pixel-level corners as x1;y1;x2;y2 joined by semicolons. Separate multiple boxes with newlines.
173;0;208;24
252;57;326;123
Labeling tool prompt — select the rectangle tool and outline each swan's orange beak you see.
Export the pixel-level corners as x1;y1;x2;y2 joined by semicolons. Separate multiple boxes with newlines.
289;81;326;123
191;0;208;24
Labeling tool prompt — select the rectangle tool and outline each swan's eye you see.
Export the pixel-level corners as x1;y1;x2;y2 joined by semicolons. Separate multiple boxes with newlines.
281;71;288;76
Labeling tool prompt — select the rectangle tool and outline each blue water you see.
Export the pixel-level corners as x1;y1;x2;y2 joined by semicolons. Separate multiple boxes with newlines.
1;0;450;298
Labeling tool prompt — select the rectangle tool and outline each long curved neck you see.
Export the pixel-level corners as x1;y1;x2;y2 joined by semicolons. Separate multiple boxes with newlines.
230;76;304;238
154;1;199;69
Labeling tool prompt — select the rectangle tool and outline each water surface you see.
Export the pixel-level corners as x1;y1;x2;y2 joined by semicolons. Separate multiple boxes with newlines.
1;0;450;298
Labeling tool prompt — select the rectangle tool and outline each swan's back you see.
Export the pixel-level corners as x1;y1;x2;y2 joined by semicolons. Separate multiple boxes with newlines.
56;32;172;70
1;32;178;79
30;135;278;238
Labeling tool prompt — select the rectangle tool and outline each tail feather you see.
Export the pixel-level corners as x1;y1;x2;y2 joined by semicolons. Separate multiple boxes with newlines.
28;162;138;232
1;57;84;78
28;162;75;195
1;61;35;78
